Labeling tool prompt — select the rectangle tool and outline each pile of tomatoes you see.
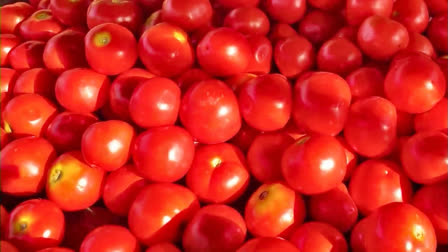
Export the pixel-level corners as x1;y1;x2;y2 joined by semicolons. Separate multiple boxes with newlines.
0;0;447;251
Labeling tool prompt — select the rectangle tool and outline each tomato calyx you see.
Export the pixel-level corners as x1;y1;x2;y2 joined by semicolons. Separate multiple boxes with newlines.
93;32;111;47
50;168;63;183
13;220;28;234
295;135;311;145
35;11;51;20
258;190;269;200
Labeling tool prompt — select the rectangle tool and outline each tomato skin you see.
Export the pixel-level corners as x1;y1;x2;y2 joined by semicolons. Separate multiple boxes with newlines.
50;0;89;27
293;72;351;136
333;26;358;43
0;137;56;196
427;14;448;54
245;35;272;75
139;23;193;77
344;96;397;158
392;0;429;33
274;35;314;78
346;0;394;26
0;34;21;67
289;222;348;252
317;38;363;76
183;204;247;252
19;9;64;42
309;0;344;11
146;243;181;252
132;126;195;182
401;31;436;58
0;241;19;252
414;98;447;132
55;68;110;113
161;0;212;32
46;151;105;211
263;0;306;24
269;23;297;44
128;183;200;246
0;2;34;34
197;28;251;77
176;68;211;94
224;7;270;36
349;217;370;252
1;205;9;239
237;237;300;252
412;182;448;244
230;122;260;153
80;225;139;252
13;68;56;98
425;0;448;15
298;10;344;45
180;79;241;144
384;53;446;113
9;41;45;71
345;67;384;102
0;68;17;105
138;0;163;12
358;16;409;61
37;248;74;252
85;23;137;76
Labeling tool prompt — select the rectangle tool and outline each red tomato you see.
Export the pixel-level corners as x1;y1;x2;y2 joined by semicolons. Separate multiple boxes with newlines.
358;15;409;61
139;22;193;77
245;183;306;238
81;120;135;171
224;7;270;36
55;68;110;113
414;98;447;132
19;9;63;41
425;0;448;15
161;0;212;32
317;38;363;76
197;28;251;77
46;151;105;211
412;182;448;244
176;68;211;94
427;14;448;54
140;10;162;35
129;77;181;128
298;10;344;45
309;183;358;233
0;241;19;252
50;0;89;27
13;68;56;98
128;183;200;246
37;0;51;9
7;199;64;251
146;243;181;252
237;237;300;252
43;29;87;74
1;205;9;239
245;35;272;75
333;26;358;43
0;34;21;67
349;217;370;252
336;136;358;181
0;2;34;34
401;31;436;58
103;164;147;216
225;73;257;94
293;72;351;136
344;96;397;158
384;53;446;113
132;126;194;182
9;40;45;71
3;93;58;137
0;68;17;105
401;130;448;184
230;122;260;153
289;222;348;252
138;0;163;12
346;0;394;26
37;248;74;252
345;67;384;102
274;35;314;78
269;23;297;43
392;0;429;33
263;0;306;24
183;204;247;252
86;0;143;33
282;135;347;194
80;225;139;252
0;137;56;196
308;0;344;11
180;79;241;144
216;0;259;9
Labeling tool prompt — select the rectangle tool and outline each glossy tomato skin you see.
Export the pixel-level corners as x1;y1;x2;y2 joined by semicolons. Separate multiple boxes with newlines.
309;0;344;11
161;0;212;32
333;26;358;43
0;68;17;105
401;31;436;58
0;34;21;67
274;35;314;78
80;225;139;252
132;126;194;182
36;248;74;252
0;137;56;196
425;0;448;15
226;73;257;94
289;222;348;252
0;241;19;252
263;0;306;24
183;204;247;252
216;0;259;9
8;199;64;251
180;79;241;144
245;183;306;238
13;68;56;98
19;9;64;41
50;0;89;27
1;205;9;239
427;14;448;54
401;130;448;184
293;72;351;136
282;135;347;194
298;10;344;45
346;0;394;26
139;22;193;77
224;7;270;36
128;183;200;246
412;182;448;244
237;237;300;252
146;243;181;252
46;151;105;211
9;40;45;70
245;35;272;75
345;67;384;101
344;96;397;158
349;217;370;252
317;38;363;76
269;23;297;43
3;93;58;137
0;2;34;34
384;53;446;113
391;0;429;33
176;68;211;94
55;68;110;113
414;98;447;132
230;122;260;153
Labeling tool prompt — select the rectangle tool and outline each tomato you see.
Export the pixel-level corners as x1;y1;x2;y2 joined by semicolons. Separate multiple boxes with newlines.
237;237;300;252
183;204;247;252
308;0;344;11
230;122;260;153
298;10;344;45
37;0;51;9
274;35;314;78
425;0;448;15
336;136;358;181
358;15;409;61
245;35;272;75
269;23;297;43
0;241;19;252
55;68;110;113
263;0;306;24
332;26;358;43
7;199;64;251
146;243;181;252
391;0;429;33
141;10;162;35
346;0;394;26
225;73;257;94
345;67;384;102
9;40;45;71
317;38;363;76
344;96;397;158
414;98;447;132
19;9;63;41
138;0;163;12
46;151;105;211
86;0;143;34
401;31;436;58
37;248;74;252
0;68;17;104
0;2;34;34
180;79;241;144
215;0;259;9
1;205;9;239
50;0;89;27
161;0;212;32
384;53;446;113
349;217;370;252
139;22;193;77
293;72;351;136
43;29;87;74
176;68;211;94
197;28;251;77
427;14;448;54
289;222;348;252
364;203;437;252
0;34;21;67
80;225;139;252
129;183;200;246
224;7;270;36
13;68;56;98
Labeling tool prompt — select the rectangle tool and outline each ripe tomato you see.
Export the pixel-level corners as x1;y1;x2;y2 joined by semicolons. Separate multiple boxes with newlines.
161;0;212;32
230;122;260;153
263;0;306;24
0;34;21;67
7;199;64;251
269;23;297;43
37;248;74;252
139;22;193;77
9;40;45;70
146;243;181;252
183;204;247;252
0;2;34;34
245;183;306;238
317;38;363;76
391;0;429;33
427;14;448;54
50;0;89;27
55;68;110;113
345;67;384;102
346;0;394;26
80;225;139;252
333;26;358;43
0;241;19;252
224;7;270;36
46;151;105;211
138;0;163;12
401;31;436;58
289;222;348;252
298;10;344;45
309;0;344;11
336;136;358;181
216;0;259;9
13;68;56;98
0;68;17;104
425;0;448;15
349;217;370;252
246;35;272;75
274;35;314;78
19;9;63;41
414;98;447;132
128;183;200;246
1;205;9;239
237;237;300;252
344;96;397;158
293;72;351;136
180;79;241;144
176;68;211;93
226;73;257;94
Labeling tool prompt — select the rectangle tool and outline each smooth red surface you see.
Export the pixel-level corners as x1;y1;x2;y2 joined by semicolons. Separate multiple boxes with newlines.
274;35;314;78
346;0;394;26
9;40;45;70
161;0;212;32
0;2;34;34
237;237;300;252
317;38;363;76
0;34;21;67
289;222;348;252
345;67;384;101
80;225;139;252
298;10;344;45
392;0;429;33
13;68;56;98
19;9;63;41
414;98;447;132
224;7;270;36
427;14;448;54
264;0;306;24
